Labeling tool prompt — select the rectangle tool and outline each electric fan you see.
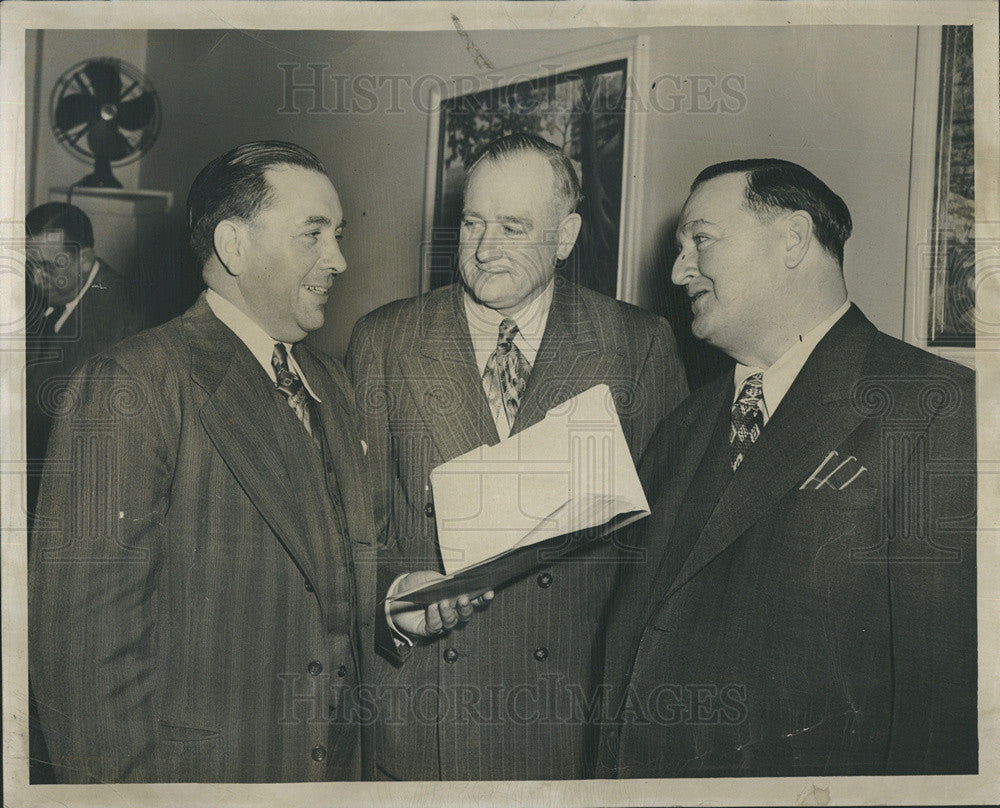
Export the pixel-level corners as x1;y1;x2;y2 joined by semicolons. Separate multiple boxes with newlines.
49;58;161;189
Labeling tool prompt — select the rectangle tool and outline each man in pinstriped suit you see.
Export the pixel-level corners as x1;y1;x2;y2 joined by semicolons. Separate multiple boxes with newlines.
28;141;470;783
347;133;688;780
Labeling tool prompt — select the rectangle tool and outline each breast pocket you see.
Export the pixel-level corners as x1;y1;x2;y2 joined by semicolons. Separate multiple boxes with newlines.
156;721;223;782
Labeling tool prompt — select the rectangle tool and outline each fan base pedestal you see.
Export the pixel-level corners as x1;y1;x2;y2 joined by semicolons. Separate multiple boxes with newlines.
76;160;123;189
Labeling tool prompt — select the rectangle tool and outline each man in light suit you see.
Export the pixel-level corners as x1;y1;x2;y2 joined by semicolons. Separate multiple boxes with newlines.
598;159;977;777
28;141;461;783
347;133;688;780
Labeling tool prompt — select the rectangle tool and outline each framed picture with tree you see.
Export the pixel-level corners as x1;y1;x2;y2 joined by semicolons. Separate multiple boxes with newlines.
904;25;977;365
928;24;976;347
420;38;649;301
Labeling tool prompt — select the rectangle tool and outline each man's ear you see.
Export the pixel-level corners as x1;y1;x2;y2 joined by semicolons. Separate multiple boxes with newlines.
555;212;582;260
783;210;813;268
213;219;245;276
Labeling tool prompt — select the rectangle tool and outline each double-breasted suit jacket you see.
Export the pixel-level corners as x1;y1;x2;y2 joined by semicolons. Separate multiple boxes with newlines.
347;278;688;780
598;305;977;777
29;295;378;783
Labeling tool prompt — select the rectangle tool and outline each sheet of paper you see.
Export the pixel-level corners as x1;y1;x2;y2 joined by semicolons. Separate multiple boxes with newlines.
389;384;649;603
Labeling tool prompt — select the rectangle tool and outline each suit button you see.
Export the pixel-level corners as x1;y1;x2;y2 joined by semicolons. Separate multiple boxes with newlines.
537;572;553;588
424;502;435;518
311;745;327;762
443;647;458;663
304;581;314;593
336;664;348;678
326;460;335;473
534;647;548;661
307;661;322;676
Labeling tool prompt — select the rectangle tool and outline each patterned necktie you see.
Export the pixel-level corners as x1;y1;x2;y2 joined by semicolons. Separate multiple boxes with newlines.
730;372;764;471
272;343;320;448
483;317;531;430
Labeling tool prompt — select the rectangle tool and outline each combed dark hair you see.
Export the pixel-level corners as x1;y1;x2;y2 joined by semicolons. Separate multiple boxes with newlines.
692;158;853;264
25;202;94;248
186;140;326;267
468;132;582;216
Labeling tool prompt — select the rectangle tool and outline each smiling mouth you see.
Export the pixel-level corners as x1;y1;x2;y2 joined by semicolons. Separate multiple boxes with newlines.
303;284;329;297
689;289;710;304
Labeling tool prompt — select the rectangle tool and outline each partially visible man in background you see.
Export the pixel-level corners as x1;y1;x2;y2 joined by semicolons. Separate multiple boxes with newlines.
24;202;145;522
348;132;688;780
24;201;145;784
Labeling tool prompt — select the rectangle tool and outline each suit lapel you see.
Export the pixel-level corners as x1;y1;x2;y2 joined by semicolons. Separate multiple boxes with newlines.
660;306;878;602
511;280;605;432
186;297;327;602
296;347;374;549
400;284;499;460
635;378;731;629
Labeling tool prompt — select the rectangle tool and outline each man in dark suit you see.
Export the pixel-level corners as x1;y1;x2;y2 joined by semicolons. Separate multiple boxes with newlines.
29;141;461;783
347;133;688;780
24;202;145;523
598;159;977;777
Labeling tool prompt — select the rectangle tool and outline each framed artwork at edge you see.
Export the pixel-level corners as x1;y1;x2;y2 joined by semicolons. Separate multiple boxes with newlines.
905;25;977;367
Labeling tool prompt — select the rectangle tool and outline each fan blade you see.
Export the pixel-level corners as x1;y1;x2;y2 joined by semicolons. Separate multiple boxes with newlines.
54;92;96;132
116;91;156;131
84;60;122;104
87;119;132;161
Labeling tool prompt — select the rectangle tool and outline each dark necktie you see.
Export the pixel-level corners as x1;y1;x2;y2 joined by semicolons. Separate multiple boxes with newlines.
483;317;531;430
730;372;764;471
40;307;64;338
271;343;321;449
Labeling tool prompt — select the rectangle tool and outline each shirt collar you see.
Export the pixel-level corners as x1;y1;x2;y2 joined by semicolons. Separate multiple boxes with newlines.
205;288;322;401
733;299;850;420
463;279;555;374
47;257;101;333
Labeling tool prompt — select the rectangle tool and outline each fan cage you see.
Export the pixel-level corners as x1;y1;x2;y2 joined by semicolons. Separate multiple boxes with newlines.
48;57;162;168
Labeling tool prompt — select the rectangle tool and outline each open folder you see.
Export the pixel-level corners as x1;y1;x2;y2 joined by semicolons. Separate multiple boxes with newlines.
387;384;650;605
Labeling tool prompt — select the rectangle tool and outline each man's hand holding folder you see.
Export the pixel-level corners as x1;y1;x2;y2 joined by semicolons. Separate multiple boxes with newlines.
389;571;495;637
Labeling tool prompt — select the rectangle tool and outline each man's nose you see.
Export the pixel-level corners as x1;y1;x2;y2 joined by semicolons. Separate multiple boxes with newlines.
671;246;697;286
323;234;347;275
475;224;504;263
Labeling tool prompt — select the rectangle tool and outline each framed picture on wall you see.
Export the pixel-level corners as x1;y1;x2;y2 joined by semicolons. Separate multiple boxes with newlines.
928;25;976;347
420;38;649;301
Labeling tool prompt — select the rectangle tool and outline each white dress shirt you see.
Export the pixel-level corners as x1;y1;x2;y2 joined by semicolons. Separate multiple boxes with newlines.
464;280;554;439
45;257;102;334
205;288;321;402
732;300;850;424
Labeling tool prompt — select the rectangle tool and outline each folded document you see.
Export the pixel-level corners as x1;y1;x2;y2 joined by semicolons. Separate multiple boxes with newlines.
388;384;650;604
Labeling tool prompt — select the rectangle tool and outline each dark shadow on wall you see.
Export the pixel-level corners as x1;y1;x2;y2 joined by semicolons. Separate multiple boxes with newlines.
141;216;203;327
